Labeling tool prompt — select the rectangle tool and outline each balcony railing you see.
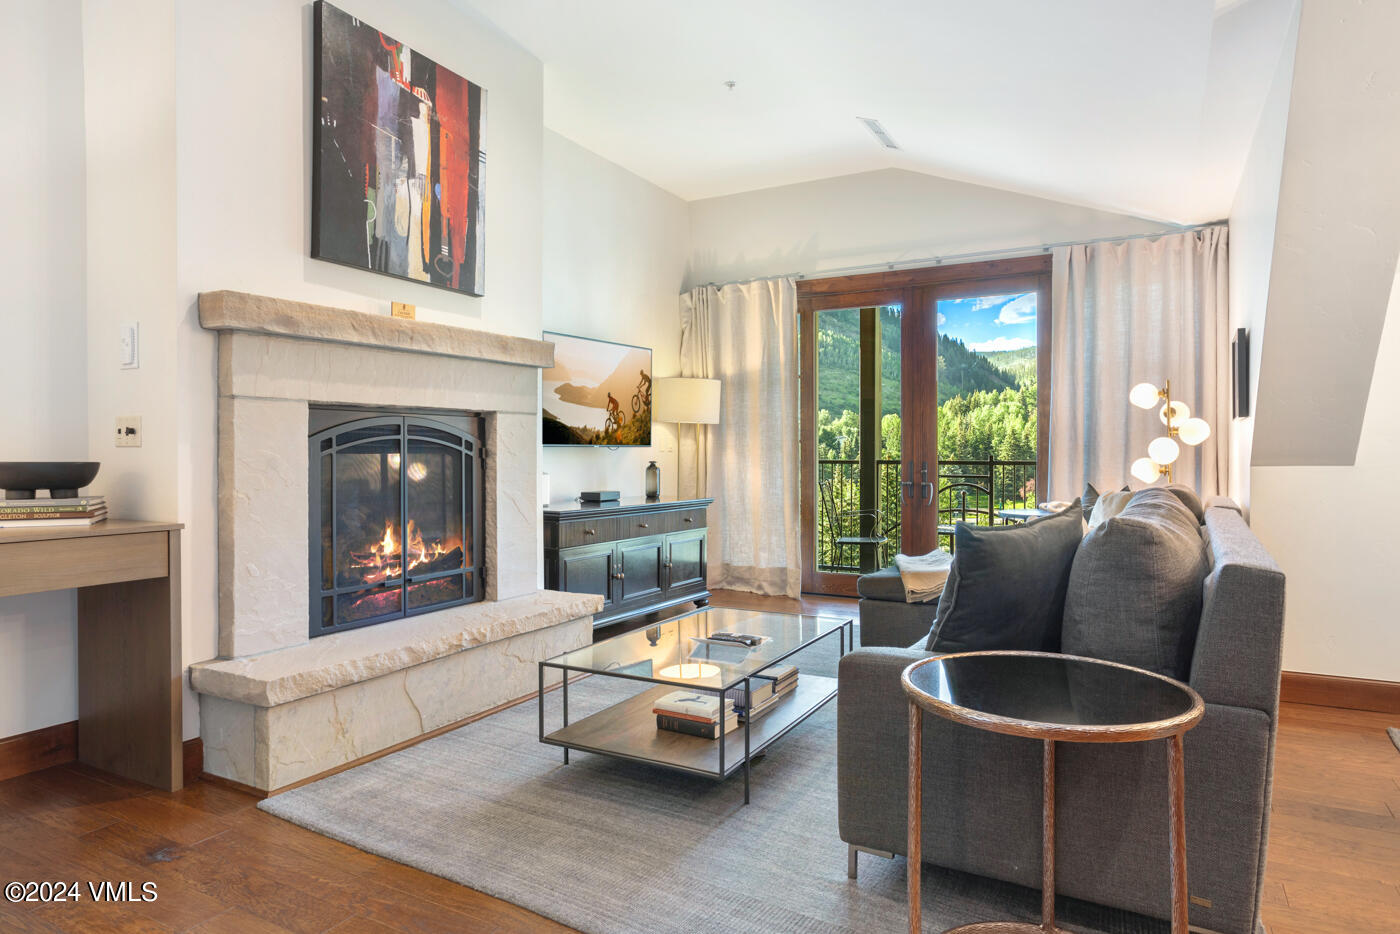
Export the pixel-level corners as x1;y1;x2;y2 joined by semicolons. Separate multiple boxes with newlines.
816;456;1038;573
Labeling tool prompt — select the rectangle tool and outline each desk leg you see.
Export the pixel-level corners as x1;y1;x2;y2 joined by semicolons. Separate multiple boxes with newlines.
1168;732;1189;934
908;701;922;934
1042;739;1056;933
76;530;182;792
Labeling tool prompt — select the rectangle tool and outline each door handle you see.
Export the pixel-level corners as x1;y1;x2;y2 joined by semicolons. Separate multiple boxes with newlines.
920;462;935;507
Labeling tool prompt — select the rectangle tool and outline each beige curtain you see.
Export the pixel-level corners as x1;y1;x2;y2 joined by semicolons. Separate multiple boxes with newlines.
1049;227;1230;500
679;277;801;597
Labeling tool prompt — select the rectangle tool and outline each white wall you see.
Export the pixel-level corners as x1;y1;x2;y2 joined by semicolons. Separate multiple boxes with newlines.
1251;259;1400;682
1249;0;1400;469
84;0;180;523
687;167;1171;288
1225;2;1299;512
0;0;87;737
1242;0;1400;684
171;0;545;738
540;132;690;502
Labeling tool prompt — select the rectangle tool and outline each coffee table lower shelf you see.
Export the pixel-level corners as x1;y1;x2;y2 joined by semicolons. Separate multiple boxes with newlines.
541;674;838;780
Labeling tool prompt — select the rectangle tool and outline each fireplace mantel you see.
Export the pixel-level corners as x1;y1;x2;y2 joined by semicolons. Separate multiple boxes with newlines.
199;290;555;367
194;289;595;792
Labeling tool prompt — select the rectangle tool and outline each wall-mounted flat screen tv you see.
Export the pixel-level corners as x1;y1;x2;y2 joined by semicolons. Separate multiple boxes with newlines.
542;332;652;446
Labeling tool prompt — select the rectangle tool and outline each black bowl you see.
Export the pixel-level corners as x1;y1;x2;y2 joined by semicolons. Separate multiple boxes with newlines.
0;462;101;500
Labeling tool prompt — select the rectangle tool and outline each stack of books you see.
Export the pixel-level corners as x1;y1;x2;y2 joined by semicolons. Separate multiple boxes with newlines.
653;691;739;739
725;664;798;722
0;496;108;528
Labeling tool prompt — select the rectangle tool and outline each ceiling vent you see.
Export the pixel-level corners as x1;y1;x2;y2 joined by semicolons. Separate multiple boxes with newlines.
858;117;899;150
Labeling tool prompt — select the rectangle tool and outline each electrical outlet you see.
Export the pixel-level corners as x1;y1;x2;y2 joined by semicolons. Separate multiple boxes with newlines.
115;416;142;448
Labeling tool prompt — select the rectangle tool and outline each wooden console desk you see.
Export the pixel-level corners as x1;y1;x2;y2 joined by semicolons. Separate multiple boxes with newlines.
0;520;183;790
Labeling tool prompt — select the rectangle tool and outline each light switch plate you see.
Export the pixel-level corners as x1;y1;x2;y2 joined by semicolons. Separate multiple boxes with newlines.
115;416;142;448
120;322;139;369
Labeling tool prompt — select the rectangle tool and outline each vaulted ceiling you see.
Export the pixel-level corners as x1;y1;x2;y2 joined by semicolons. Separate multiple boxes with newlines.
463;0;1296;223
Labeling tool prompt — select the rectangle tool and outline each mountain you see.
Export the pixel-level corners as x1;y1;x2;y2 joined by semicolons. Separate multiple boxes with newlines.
936;334;1016;402
981;346;1037;385
815;307;902;418
550;347;651;411
814;313;1034;411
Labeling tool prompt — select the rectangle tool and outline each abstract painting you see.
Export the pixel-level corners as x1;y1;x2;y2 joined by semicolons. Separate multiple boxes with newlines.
542;333;653;447
312;1;486;296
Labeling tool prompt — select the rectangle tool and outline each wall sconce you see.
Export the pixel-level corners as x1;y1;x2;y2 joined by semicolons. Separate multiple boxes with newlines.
1128;379;1211;484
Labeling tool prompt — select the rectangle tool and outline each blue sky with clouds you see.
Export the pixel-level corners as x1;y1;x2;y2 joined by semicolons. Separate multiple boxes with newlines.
937;292;1037;353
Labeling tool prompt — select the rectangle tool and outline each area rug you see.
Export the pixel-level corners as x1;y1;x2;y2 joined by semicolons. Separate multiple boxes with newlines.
1388;727;1400;754
261;637;1166;934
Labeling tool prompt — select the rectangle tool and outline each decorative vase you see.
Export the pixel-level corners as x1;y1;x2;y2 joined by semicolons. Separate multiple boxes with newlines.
645;460;660;499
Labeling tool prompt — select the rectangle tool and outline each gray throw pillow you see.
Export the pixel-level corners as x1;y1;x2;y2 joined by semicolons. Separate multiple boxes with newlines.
1061;488;1210;679
925;501;1083;654
1082;482;1128;522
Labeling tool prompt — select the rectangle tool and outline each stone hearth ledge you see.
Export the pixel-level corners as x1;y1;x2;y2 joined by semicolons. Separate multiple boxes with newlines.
198;290;555;367
191;590;603;707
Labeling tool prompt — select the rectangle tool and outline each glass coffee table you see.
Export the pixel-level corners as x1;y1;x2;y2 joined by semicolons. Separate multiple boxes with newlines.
538;606;853;803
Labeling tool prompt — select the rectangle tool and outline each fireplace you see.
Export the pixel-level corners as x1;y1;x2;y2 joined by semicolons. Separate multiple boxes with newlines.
308;407;483;637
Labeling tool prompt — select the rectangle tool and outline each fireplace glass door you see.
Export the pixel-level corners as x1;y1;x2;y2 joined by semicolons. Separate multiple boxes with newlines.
310;411;481;637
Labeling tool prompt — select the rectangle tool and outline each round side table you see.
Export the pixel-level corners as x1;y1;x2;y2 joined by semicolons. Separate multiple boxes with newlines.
900;650;1204;934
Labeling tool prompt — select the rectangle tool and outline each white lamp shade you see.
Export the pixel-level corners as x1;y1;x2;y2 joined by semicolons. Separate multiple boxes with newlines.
1158;400;1190;425
1147;436;1180;466
1129;382;1161;409
654;378;721;424
1177;417;1211;446
1131;457;1161;484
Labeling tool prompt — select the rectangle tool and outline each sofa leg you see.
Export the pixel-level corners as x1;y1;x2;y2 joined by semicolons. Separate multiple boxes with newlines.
846;844;894;880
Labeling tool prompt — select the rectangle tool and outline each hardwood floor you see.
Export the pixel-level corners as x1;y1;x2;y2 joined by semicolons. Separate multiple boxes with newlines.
1;590;1395;934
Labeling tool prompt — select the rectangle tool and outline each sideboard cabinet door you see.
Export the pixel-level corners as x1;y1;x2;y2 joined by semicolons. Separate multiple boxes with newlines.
557;541;616;606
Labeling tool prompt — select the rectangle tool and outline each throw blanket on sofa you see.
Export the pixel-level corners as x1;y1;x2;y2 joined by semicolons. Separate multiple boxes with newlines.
893;549;954;603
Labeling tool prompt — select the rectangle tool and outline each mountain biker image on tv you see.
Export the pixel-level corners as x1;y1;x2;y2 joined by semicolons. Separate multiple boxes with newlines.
605;392;623;434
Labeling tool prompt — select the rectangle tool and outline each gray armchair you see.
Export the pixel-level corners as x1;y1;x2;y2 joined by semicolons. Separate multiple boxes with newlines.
838;501;1285;934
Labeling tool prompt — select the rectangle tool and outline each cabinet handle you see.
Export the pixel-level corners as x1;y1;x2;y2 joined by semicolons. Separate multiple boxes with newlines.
583;528;596;536
612;571;625;580
683;517;694;523
638;522;649;529
663;562;673;569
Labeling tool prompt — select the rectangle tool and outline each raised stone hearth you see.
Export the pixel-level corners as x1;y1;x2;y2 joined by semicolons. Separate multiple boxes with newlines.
194;291;598;792
190;590;600;790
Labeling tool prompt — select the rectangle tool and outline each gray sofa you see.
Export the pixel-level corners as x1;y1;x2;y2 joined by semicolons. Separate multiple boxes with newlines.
838;500;1285;934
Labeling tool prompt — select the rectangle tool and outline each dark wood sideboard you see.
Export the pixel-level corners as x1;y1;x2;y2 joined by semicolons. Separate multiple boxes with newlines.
543;496;712;628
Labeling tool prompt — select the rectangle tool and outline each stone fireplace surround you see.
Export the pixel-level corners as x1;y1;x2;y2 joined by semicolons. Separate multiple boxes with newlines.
190;291;602;792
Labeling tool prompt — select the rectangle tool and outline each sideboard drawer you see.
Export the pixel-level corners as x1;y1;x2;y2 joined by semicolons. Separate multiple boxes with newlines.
552;517;624;548
666;508;707;533
623;514;667;537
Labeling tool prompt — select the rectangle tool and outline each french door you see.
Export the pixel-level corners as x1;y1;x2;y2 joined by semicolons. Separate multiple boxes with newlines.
797;257;1051;596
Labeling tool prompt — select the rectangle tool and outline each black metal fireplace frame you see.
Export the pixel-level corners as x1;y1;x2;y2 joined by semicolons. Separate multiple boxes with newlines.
308;407;484;638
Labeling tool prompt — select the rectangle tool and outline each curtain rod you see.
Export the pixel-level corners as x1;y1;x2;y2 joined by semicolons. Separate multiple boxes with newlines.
794;221;1226;281
691;222;1226;289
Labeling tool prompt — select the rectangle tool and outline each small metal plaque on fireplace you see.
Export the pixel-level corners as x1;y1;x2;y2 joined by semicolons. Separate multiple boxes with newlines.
308;407;483;637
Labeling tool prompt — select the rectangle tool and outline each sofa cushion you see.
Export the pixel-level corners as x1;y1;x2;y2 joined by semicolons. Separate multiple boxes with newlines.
924;501;1082;654
1087;489;1133;529
1165;484;1206;524
856;566;907;602
1082;482;1128;522
1062;488;1210;679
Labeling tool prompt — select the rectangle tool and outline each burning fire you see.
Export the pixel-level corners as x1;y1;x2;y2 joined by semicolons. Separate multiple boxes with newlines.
350;519;463;586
